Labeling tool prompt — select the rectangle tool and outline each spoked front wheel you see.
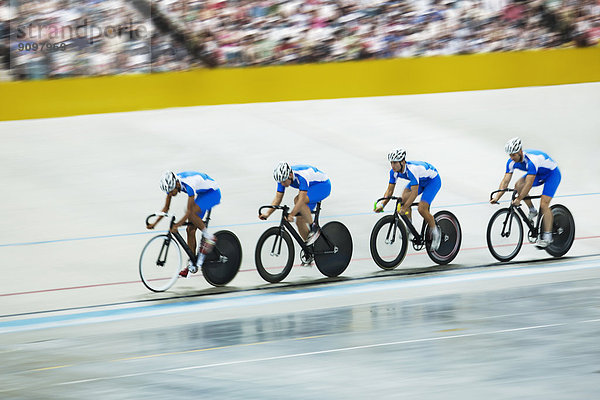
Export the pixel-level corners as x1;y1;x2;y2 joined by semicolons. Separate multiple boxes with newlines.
424;210;462;265
313;221;353;277
369;214;409;270
255;227;295;283
544;204;575;258
486;208;524;262
139;234;183;292
202;230;242;286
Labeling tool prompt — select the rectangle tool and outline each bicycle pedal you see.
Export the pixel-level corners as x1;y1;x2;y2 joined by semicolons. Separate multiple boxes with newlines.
179;267;190;278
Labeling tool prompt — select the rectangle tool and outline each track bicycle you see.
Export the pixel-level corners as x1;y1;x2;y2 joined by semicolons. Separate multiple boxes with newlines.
139;211;242;292
487;189;575;262
255;202;353;283
370;197;462;269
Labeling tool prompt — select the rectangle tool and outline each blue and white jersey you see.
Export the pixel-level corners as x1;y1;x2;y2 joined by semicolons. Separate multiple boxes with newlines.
177;171;219;196
505;150;558;180
277;165;329;192
389;161;439;187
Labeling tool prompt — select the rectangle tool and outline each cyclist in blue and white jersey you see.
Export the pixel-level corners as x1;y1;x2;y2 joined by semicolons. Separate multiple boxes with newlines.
147;171;221;276
374;148;442;251
259;162;331;246
490;137;561;248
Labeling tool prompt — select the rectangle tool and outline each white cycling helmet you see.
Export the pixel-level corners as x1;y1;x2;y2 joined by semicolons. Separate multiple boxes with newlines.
273;162;292;182
388;148;406;162
160;171;178;193
505;137;522;154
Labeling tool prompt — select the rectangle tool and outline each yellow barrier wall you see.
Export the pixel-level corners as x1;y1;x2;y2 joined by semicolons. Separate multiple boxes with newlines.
1;48;599;121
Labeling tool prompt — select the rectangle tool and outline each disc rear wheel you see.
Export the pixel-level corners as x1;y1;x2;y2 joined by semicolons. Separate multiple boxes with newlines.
203;230;242;286
313;221;353;277
544;204;575;258
425;210;462;265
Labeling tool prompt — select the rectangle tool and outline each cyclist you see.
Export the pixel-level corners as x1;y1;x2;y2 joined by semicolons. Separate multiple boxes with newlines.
147;171;221;276
374;148;442;251
259;162;331;247
490;137;561;248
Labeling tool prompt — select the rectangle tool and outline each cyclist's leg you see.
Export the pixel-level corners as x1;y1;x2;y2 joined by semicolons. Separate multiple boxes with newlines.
306;180;331;208
192;189;222;265
187;203;206;253
304;180;332;239
540;195;552;233
515;176;535;211
186;223;199;255
293;194;312;240
306;180;331;213
417;175;441;230
401;185;413;220
177;205;203;275
540;168;561;234
193;189;221;228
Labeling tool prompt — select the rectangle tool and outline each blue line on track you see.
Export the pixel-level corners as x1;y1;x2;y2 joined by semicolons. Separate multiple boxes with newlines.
1;258;598;332
1;192;598;248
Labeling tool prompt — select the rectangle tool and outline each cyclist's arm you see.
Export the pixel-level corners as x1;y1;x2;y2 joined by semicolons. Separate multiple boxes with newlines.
514;174;535;203
147;194;174;229
375;183;396;211
260;191;284;220
491;173;512;203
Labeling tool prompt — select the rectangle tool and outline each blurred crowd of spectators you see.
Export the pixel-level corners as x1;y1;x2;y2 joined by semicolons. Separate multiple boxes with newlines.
0;0;194;80
1;0;599;80
165;0;600;66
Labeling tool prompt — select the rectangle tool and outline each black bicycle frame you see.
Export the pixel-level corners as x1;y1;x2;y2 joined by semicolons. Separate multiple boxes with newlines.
171;229;196;262
146;209;218;265
377;196;424;243
259;202;337;255
491;189;541;238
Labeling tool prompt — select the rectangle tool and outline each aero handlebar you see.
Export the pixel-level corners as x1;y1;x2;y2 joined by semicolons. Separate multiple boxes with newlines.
375;197;419;207
258;205;290;216
489;189;541;201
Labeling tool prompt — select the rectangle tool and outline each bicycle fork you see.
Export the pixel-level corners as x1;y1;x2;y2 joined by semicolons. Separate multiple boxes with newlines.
385;217;399;245
157;236;172;266
270;228;285;257
501;209;516;238
500;212;511;237
384;215;415;245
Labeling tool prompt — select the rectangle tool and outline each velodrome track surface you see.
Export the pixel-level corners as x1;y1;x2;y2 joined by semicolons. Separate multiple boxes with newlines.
1;83;599;398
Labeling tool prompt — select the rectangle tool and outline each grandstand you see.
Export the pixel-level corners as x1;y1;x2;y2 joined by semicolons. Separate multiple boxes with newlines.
1;0;598;80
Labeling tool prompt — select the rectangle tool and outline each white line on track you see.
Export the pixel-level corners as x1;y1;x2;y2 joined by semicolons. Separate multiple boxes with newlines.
55;318;599;386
